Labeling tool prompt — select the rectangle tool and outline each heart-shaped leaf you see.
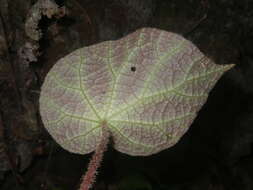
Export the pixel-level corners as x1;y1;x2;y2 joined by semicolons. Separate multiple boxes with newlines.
39;28;233;156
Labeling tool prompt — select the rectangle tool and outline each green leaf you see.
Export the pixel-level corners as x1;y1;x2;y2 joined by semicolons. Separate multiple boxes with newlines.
39;28;234;156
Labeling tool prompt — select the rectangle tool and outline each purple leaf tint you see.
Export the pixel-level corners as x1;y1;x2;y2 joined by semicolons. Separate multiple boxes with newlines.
39;28;234;156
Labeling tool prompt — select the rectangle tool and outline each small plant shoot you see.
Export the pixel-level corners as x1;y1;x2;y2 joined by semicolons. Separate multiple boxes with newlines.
39;28;234;190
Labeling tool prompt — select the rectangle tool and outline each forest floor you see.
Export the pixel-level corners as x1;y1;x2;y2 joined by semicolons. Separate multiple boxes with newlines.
0;0;253;190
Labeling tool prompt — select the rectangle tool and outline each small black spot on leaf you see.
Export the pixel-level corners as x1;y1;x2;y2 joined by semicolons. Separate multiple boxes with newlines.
131;66;136;72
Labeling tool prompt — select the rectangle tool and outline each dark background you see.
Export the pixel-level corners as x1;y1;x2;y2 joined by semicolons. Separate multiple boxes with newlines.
0;0;253;189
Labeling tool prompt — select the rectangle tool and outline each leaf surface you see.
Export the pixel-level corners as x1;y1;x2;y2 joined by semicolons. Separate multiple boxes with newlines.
39;28;233;156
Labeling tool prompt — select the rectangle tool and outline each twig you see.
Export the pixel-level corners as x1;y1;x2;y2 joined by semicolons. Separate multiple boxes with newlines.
183;0;210;36
72;0;92;27
0;9;23;112
71;0;96;43
41;141;55;188
0;109;24;186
